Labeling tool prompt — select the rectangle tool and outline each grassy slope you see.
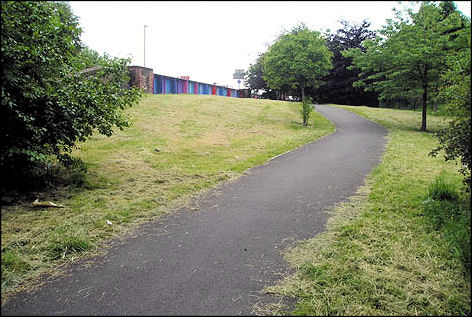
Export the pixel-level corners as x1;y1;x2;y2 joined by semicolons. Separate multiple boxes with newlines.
256;105;470;316
1;94;334;304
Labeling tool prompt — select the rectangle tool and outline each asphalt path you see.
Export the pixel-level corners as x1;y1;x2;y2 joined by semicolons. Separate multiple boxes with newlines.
2;105;388;316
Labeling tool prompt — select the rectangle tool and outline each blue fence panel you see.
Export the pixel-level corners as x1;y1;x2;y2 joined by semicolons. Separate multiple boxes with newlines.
165;78;171;94
148;71;241;98
178;79;183;94
154;76;159;94
188;81;194;94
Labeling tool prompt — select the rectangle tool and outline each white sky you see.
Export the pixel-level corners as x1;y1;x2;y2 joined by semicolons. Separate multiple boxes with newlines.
69;1;471;89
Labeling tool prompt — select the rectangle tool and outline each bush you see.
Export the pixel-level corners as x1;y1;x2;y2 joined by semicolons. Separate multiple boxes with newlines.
1;1;141;191
430;24;471;191
300;97;314;126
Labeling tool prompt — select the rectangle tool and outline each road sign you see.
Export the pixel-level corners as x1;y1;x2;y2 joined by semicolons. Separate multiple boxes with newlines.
233;69;245;79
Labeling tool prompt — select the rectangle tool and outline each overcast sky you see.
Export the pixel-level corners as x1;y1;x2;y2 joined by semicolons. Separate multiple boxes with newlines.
68;1;471;89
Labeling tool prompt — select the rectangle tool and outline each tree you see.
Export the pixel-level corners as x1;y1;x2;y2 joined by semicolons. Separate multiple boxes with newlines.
430;22;471;189
78;45;102;69
343;2;463;131
244;53;277;99
1;1;142;188
262;23;333;125
245;54;267;95
316;20;378;107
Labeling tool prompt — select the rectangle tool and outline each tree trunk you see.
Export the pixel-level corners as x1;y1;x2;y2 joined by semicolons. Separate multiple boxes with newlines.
421;85;427;131
301;86;307;126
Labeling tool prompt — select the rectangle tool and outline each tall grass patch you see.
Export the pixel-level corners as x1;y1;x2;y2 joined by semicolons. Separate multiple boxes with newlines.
1;94;334;305
423;172;470;273
255;105;470;316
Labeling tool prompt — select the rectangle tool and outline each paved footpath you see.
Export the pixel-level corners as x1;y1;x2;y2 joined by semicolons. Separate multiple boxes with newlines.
2;105;387;316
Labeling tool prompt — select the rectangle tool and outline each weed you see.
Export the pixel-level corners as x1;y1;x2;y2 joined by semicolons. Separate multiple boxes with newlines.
427;172;460;201
46;236;93;260
423;172;471;272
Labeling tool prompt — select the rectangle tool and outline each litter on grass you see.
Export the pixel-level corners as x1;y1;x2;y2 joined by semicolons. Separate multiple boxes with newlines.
32;198;64;208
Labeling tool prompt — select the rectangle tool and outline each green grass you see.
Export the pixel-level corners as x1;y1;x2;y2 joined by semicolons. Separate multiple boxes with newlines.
1;94;334;305
255;104;471;316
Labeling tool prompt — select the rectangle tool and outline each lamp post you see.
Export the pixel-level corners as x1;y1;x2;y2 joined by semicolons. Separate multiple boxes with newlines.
143;24;148;67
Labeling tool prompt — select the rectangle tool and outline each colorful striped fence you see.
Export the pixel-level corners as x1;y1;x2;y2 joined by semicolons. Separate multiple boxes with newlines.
130;66;248;98
152;73;240;97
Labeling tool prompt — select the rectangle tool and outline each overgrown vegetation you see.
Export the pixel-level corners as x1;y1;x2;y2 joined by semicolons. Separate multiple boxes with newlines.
255;105;470;316
423;172;470;273
1;94;335;305
300;97;313;126
430;23;471;189
0;1;141;191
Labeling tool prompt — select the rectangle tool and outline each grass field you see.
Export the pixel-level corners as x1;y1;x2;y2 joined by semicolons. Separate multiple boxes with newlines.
1;94;335;305
256;105;471;316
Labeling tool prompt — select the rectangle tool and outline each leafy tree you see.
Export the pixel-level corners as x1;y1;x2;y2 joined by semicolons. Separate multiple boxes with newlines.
244;53;278;100
262;23;333;125
245;54;267;95
431;23;471;189
1;1;141;188
316;20;378;107
343;2;463;131
78;46;102;69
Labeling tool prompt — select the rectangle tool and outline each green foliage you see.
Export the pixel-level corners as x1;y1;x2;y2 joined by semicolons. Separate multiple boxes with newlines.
423;172;470;272
300;97;313;126
427;172;459;202
0;1;142;189
257;105;470;316
430;23;471;189
316;20;379;107
343;2;465;131
1;95;336;302
244;53;275;99
46;235;93;260
1;250;30;274
77;46;102;69
262;23;333;101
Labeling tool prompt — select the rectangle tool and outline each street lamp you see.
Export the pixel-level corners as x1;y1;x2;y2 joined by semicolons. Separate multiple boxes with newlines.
144;24;148;67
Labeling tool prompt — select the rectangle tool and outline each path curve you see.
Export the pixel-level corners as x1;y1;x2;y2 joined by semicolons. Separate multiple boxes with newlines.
2;105;388;316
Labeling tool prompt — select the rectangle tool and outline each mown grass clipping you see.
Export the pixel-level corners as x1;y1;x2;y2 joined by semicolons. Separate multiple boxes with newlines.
1;94;334;305
255;105;470;316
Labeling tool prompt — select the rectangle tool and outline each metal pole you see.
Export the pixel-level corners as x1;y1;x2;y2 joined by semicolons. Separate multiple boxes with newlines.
144;25;148;67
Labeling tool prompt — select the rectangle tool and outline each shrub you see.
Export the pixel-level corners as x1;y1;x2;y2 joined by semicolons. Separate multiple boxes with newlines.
300;97;314;126
1;1;141;191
